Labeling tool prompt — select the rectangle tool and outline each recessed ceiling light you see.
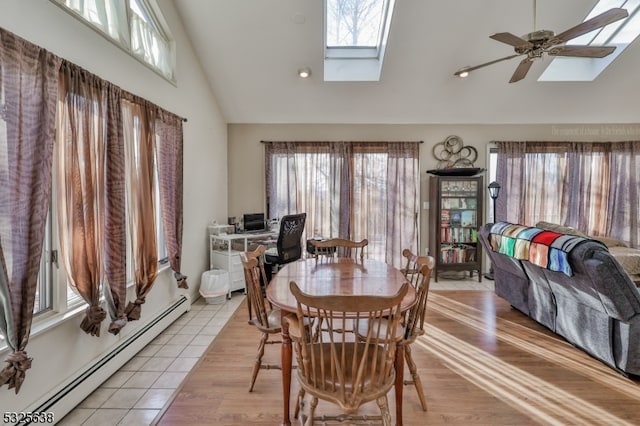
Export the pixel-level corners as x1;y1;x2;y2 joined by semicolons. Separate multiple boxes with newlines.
298;67;311;78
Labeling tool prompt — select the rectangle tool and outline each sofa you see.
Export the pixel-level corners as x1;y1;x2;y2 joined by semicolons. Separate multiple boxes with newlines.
479;221;640;376
535;221;640;285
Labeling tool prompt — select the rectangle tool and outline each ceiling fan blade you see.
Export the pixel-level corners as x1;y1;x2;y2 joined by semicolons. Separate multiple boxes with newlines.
490;32;533;49
548;45;616;58
509;59;533;83
454;54;523;76
554;8;629;44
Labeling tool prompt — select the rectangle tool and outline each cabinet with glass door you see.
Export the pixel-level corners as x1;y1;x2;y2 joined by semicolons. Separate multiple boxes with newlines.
428;175;483;282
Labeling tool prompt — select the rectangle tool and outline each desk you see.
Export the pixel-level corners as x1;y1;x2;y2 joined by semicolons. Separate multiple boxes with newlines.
209;231;277;296
266;258;415;426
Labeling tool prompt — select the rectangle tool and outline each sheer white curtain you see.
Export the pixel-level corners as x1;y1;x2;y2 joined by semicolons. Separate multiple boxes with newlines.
55;0;129;45
130;11;173;79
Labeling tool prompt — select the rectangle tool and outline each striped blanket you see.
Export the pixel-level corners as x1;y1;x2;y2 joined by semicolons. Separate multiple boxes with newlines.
488;222;597;276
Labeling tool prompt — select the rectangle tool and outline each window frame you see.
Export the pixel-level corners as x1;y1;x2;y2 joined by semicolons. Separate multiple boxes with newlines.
51;0;176;83
323;0;396;81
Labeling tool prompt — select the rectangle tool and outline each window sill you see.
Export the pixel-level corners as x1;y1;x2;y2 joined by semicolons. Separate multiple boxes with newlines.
0;263;172;355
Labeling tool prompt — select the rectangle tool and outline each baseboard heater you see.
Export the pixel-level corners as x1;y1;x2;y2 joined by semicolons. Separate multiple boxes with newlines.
22;295;190;425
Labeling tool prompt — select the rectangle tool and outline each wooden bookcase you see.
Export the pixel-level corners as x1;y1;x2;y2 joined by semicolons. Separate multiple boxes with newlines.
428;174;483;282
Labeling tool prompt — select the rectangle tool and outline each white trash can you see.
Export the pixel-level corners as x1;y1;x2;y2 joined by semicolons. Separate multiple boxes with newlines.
199;269;230;304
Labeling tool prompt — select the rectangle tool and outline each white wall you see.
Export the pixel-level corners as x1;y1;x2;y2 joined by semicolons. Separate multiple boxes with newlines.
0;0;227;413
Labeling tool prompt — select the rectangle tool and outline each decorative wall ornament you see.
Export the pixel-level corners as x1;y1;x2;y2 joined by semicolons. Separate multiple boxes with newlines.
427;135;484;176
432;135;478;169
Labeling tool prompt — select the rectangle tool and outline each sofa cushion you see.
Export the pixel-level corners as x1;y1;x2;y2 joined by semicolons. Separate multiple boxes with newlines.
593;236;628;248
535;221;588;238
608;246;640;276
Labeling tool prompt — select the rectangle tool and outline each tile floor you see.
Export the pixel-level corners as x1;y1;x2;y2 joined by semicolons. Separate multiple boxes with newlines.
58;275;493;425
58;294;244;426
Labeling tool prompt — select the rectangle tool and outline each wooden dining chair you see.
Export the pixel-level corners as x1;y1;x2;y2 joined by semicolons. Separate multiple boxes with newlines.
289;280;408;425
309;238;368;340
355;256;435;412
401;248;422;284
243;245;271;322
310;238;368;260
402;258;435;411
240;250;283;392
401;248;433;332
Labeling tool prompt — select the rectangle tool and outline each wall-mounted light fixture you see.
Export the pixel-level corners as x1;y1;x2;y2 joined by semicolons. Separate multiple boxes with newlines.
298;67;311;78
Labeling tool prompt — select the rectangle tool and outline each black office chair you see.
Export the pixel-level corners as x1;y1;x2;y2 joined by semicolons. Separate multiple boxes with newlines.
264;213;306;276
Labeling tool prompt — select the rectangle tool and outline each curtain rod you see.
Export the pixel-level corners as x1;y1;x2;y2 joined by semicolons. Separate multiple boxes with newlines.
260;140;423;144
58;58;188;123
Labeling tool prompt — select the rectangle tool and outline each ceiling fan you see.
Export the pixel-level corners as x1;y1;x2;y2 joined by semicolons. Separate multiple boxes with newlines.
454;2;629;83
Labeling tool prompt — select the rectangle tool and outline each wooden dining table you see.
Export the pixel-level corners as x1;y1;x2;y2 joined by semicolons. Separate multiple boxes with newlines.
266;257;416;426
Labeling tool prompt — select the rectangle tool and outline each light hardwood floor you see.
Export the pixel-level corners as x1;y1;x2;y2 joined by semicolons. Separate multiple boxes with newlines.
154;290;640;425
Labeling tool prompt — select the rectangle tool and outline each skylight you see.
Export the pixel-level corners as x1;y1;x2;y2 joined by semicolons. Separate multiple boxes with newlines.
324;0;396;81
539;0;640;81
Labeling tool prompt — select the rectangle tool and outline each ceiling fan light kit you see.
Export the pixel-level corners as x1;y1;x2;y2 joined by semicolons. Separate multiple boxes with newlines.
457;67;471;78
298;67;311;78
454;5;629;83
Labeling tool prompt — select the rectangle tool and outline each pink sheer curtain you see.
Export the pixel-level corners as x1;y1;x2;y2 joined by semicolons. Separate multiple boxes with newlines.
496;141;640;246
156;112;187;289
265;142;350;242
0;28;61;393
102;83;128;335
56;62;128;336
607;142;640;246
0;26;187;393
385;142;420;265
122;97;158;320
351;142;420;267
264;141;420;268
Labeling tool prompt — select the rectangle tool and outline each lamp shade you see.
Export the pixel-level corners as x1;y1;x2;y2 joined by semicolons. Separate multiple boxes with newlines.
488;181;501;200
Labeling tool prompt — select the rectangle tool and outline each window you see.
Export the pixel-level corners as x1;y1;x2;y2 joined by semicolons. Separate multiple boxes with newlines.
265;142;419;267
326;0;387;49
52;0;175;82
495;141;640;246
32;94;169;318
540;0;640;81
34;211;53;314
488;146;498;223
324;0;396;81
153;147;168;264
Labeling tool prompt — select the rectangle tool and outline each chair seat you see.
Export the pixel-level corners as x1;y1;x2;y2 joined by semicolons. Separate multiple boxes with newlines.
264;247;278;257
249;308;282;333
298;342;395;410
283;313;314;341
355;318;404;342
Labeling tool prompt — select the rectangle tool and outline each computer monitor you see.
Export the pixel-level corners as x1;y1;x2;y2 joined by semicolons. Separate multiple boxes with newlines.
243;212;266;232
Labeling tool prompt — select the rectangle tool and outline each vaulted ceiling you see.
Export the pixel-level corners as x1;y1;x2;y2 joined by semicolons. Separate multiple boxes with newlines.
173;0;640;125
